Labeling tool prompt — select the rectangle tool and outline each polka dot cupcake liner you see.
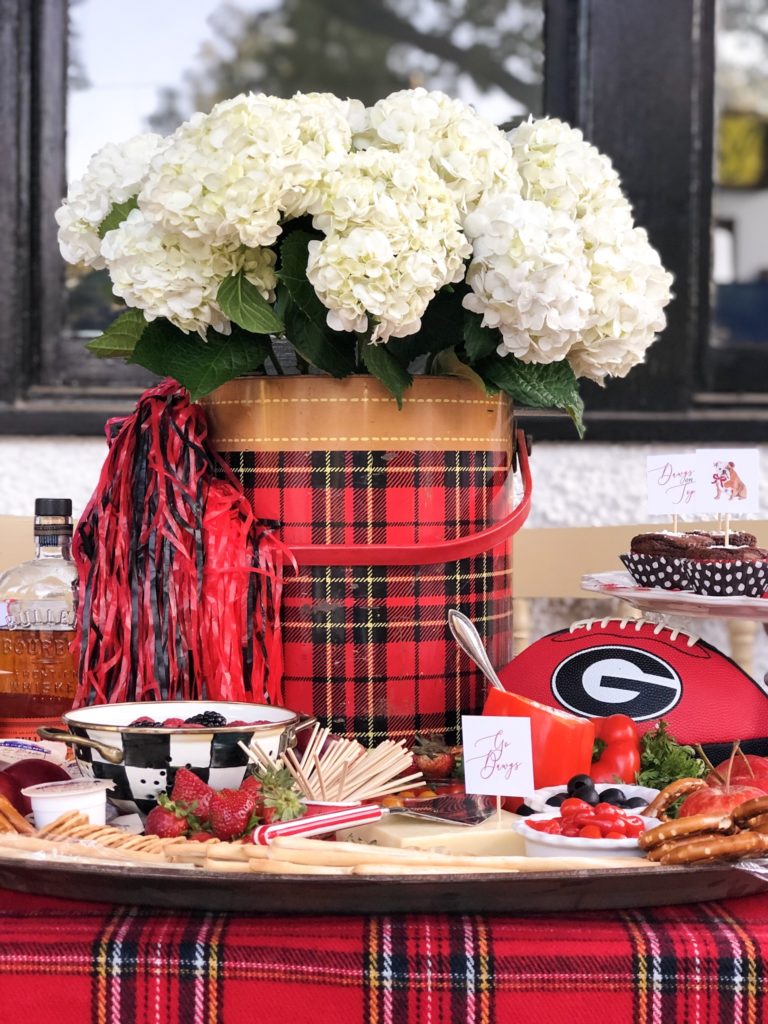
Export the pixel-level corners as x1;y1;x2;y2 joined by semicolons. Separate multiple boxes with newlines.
620;553;692;591
686;559;768;598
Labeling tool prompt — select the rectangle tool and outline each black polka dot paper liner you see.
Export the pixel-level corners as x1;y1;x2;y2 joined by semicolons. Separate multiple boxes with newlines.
620;553;692;591
685;558;768;598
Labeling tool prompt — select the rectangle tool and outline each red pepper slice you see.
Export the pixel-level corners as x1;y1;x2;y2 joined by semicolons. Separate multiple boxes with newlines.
590;714;641;784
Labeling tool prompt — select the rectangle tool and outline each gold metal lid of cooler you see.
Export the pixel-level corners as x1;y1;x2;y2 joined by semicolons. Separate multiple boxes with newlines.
200;375;512;453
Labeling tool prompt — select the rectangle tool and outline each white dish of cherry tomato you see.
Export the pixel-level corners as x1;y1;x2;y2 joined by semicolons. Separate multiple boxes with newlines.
516;800;657;859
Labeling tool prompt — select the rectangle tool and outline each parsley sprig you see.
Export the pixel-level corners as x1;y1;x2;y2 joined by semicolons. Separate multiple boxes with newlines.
636;720;706;790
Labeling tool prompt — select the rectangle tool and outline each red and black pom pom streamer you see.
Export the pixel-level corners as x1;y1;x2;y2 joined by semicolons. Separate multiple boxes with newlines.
72;379;292;708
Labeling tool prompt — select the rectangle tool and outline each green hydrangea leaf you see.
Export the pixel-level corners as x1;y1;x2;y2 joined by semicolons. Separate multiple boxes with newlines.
361;341;413;408
98;196;139;239
277;230;329;329
131;319;271;400
217;271;284;334
476;353;586;437
283;300;355;378
85;308;147;358
395;289;465;362
462;312;499;363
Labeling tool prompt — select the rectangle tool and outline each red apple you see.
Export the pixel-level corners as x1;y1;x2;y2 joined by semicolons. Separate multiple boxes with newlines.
678;782;766;818
3;759;71;814
0;771;24;815
707;755;768;794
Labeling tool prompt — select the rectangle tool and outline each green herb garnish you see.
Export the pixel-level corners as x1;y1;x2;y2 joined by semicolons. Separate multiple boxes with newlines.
636;719;706;790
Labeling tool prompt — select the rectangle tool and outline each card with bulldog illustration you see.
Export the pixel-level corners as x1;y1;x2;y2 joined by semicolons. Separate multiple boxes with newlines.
694;448;760;514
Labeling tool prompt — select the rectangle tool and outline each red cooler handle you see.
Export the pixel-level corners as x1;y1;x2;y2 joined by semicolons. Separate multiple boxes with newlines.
291;429;532;568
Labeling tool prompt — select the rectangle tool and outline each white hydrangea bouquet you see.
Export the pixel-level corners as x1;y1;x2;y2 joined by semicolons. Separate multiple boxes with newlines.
56;88;673;435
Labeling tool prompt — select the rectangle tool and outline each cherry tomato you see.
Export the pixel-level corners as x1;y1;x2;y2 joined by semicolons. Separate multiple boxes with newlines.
601;815;627;833
578;824;602;839
573;810;598;828
623;816;645;838
560;797;591;819
594;802;620;817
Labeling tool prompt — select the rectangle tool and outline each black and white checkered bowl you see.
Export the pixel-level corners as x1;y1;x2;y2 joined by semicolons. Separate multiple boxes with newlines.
39;701;309;816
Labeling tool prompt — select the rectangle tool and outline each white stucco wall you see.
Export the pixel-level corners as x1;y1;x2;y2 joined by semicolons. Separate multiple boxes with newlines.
5;436;768;525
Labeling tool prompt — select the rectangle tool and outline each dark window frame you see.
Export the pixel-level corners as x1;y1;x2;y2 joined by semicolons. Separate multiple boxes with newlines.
4;0;759;441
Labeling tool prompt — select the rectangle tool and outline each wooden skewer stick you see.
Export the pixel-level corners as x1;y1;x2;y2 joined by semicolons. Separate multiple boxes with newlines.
297;722;320;771
313;753;328;802
283;748;314;797
350;772;426;803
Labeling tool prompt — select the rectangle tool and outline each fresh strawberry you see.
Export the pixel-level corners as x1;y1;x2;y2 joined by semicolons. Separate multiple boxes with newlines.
240;774;263;795
187;831;217;842
171;768;214;820
144;794;196;838
410;735;456;780
162;717;186;728
259;767;305;823
209;788;259;841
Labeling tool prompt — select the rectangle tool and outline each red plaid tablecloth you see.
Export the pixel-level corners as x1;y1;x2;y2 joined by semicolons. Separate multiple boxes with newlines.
2;887;768;1024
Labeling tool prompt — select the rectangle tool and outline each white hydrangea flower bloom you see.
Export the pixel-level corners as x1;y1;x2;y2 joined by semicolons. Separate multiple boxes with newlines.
507;116;626;218
360;88;520;214
462;193;593;363
101;208;277;335
567;225;674;382
139;91;363;247
55;133;165;269
306;149;470;342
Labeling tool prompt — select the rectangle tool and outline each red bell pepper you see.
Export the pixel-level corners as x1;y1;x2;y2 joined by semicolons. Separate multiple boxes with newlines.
590;714;641;783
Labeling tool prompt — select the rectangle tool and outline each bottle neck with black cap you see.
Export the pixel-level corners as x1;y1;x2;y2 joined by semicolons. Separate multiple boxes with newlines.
33;498;73;562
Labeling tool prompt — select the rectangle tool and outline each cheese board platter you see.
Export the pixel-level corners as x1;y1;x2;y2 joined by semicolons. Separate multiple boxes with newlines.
0;847;766;915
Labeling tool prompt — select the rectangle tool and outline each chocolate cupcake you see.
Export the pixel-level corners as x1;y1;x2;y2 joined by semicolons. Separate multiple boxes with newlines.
686;545;768;597
621;532;708;590
687;529;757;548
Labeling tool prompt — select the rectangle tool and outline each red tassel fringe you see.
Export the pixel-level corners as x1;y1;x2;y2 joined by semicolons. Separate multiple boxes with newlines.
72;379;292;708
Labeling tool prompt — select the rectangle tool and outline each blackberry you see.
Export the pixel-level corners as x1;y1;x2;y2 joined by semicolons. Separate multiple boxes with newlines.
184;711;227;727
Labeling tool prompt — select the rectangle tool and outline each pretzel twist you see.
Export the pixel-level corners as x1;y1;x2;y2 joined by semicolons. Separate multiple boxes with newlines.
658;830;768;864
643;778;709;821
731;797;768;826
638;813;734;850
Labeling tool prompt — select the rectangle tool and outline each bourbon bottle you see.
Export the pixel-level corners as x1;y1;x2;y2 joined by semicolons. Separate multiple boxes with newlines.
0;499;79;739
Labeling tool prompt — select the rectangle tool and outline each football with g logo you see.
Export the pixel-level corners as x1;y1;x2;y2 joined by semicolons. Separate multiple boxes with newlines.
498;617;768;751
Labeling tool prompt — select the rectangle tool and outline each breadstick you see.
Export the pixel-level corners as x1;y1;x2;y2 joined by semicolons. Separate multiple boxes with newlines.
0;795;35;835
248;858;353;875
0;832;169;865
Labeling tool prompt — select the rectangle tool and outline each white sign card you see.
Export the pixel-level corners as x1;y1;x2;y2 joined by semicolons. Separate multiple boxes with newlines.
645;454;696;515
461;715;534;796
693;448;760;516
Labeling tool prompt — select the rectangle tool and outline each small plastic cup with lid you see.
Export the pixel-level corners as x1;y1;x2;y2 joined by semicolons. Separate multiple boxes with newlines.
20;778;114;829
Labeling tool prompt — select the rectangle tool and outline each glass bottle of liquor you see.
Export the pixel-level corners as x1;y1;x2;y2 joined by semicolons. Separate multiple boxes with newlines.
0;499;79;739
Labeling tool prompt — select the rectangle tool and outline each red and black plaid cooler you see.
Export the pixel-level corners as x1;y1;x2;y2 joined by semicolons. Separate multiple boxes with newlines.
202;376;532;746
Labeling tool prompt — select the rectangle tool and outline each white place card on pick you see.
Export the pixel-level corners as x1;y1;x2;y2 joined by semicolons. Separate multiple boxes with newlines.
461;715;534;796
645;454;696;515
694;448;760;515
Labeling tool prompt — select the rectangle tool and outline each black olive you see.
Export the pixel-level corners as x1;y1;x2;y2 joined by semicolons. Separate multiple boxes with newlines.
623;796;648;809
566;773;594;795
571;785;599;806
545;792;568;807
599;787;626;804
516;803;535;816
